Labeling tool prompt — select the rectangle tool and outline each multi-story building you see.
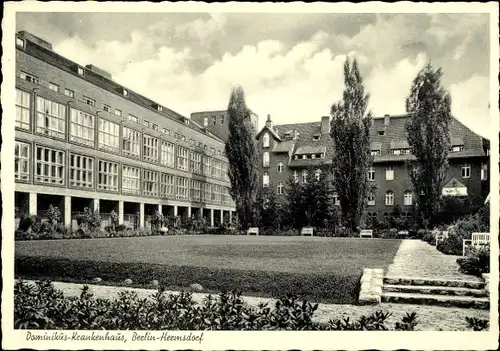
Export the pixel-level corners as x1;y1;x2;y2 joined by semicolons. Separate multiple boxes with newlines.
255;113;489;221
190;109;259;142
13;31;236;230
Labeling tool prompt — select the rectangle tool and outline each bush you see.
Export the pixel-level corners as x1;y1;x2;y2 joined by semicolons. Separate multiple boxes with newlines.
465;317;489;331
14;280;420;331
456;246;490;277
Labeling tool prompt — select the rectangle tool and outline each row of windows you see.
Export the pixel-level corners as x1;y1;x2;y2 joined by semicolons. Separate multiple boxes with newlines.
202;115;225;127
372;145;466;156
16;91;230;181
368;164;479;181
16;84;225;156
14;142;233;205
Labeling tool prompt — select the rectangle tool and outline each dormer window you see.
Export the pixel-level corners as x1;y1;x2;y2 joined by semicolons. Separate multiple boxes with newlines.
312;154;316;159
452;145;464;152
77;66;85;76
122;88;128;97
371;150;380;156
294;155;298;160
16;37;25;48
312;134;321;141
184;118;190;125
302;155;307;160
378;130;385;136
155;104;163;112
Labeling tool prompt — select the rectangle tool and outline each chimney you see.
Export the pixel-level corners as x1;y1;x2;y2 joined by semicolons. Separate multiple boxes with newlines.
384;114;390;126
265;114;273;129
321;116;330;134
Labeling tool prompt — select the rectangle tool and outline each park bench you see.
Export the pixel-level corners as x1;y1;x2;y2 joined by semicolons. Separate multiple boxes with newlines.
398;230;409;236
247;227;259;236
462;232;490;256
359;229;373;238
435;230;449;246
301;227;314;236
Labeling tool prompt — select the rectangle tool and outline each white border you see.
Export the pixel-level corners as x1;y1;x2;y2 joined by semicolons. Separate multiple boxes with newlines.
2;2;499;350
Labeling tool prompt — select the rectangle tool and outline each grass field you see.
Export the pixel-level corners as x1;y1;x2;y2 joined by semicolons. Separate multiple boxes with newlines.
15;235;401;304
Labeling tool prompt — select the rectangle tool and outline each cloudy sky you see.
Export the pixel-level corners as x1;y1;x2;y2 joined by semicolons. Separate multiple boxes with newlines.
17;12;492;136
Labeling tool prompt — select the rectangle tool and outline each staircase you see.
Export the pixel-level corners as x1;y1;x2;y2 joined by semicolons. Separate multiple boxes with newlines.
382;276;489;309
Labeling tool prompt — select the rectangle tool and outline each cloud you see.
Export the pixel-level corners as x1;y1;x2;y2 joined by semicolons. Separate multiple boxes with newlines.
175;13;227;44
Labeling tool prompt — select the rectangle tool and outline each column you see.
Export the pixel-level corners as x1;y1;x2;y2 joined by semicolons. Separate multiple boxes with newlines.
29;193;37;216
157;204;162;214
64;196;71;227
220;209;224;225
187;206;192;219
173;205;178;217
139;203;145;228
210;208;214;227
229;211;232;223
118;201;124;225
92;198;99;212
198;208;203;219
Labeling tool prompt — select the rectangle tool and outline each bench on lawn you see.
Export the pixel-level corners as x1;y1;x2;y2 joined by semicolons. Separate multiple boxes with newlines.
247;227;259;236
462;232;490;256
359;229;373;238
301;227;314;236
435;230;449;246
398;230;409;236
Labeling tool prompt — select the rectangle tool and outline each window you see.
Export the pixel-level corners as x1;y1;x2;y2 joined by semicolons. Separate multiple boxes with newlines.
49;82;59;92
143;135;159;162
69;154;94;188
315;169;321;181
176;177;189;200
176;146;189;171
202;183;211;203
97;160;119;191
152;123;158;131
212;159;221;178
277;162;284;173
157;105;163;112
122;165;140;195
70;108;95;147
385;166;394;180
15;141;30;181
333;193;340;206
302;155;307;160
263;133;270;148
191;152;202;174
20;71;39;84
385;191;394;206
64;89;74;98
77;66;85;76
222;162;229;181
98;119;120;153
160;141;175;168
203;117;208;127
219;115;225;124
312;135;320;141
217;150;221;155
212;116;217;125
174;133;180;140
277;182;284;195
393;149;401;155
83;96;95;106
160;173;175;198
162;128;170;135
143;170;159;197
263;171;269;187
211;184;222;203
404;191;413;206
103;104;111;113
263;152;270;167
223;187;231;205
35;146;65;185
191;180;202;202
211;147;216;154
181;135;186;142
481;164;488;180
302;170;308;183
123;89;128;97
461;163;471;178
368;166;375;181
367;193;375;206
293;171;299;183
378;130;385;136
312;155;316;159
452;145;464;152
128;114;138;123
114;109;122;117
203;155;212;176
16;37;25;48
36;96;66;139
144;120;150;128
16;89;31;129
371;150;381;156
122;127;141;158
190;139;195;146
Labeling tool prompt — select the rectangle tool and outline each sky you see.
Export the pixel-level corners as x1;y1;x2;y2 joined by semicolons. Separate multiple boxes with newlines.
16;12;492;137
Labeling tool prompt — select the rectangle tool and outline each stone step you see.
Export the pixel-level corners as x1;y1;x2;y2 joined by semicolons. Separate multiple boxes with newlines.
383;284;488;297
384;276;484;290
382;292;489;310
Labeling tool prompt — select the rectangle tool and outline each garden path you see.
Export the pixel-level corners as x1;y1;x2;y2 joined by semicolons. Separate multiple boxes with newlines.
386;240;482;282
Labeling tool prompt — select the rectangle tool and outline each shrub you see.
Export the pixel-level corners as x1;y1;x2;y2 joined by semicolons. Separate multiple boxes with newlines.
14;280;420;331
465;317;489;331
456;246;490;277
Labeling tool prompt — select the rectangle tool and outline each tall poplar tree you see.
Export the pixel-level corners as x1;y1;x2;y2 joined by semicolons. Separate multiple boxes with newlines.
330;58;372;232
405;62;452;226
225;86;259;230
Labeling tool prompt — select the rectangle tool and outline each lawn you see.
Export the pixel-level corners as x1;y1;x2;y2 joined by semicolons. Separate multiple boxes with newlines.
15;235;401;304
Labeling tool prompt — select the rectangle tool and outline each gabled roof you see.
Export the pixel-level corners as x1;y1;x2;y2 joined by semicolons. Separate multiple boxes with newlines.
272;140;295;153
443;177;466;189
255;125;281;141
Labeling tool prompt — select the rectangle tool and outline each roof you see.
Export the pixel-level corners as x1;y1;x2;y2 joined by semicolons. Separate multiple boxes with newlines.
272;140;295;153
294;145;326;155
390;140;410;150
256;125;281;141
443;178;466;188
371;142;382;151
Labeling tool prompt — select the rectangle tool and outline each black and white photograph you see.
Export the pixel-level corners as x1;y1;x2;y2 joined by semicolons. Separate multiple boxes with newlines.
1;2;499;350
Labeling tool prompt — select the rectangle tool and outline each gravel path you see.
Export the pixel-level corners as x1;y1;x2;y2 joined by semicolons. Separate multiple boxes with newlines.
23;280;488;331
386;240;483;282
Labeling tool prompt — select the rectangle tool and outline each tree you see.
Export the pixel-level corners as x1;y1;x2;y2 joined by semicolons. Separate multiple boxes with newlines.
284;175;306;229
330;58;372;232
257;185;282;230
225;86;259;230
405;62;452;226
